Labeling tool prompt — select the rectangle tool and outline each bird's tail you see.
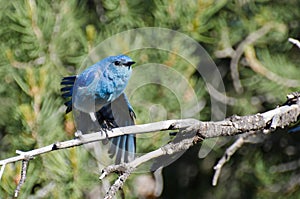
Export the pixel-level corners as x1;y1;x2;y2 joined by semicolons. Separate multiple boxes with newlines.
97;94;136;164
61;75;77;113
109;134;136;164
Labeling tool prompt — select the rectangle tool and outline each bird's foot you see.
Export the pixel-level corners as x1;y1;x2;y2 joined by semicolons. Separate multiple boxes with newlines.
75;130;83;139
100;128;110;144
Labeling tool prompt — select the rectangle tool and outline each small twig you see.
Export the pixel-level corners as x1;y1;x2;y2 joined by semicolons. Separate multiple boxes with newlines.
212;132;256;186
104;167;134;199
289;38;300;49
0;164;6;181
14;158;30;198
101;134;195;180
100;164;129;180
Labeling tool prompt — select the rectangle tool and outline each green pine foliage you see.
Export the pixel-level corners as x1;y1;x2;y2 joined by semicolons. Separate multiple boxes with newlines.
0;0;300;198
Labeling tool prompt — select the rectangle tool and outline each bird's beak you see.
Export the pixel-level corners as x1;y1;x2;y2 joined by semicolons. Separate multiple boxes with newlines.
124;61;135;66
124;61;136;69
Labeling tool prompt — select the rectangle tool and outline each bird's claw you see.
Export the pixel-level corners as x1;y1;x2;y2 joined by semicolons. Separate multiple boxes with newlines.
100;128;110;144
75;130;83;139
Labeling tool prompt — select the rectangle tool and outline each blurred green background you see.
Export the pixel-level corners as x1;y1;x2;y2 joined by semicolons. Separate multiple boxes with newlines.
0;0;300;198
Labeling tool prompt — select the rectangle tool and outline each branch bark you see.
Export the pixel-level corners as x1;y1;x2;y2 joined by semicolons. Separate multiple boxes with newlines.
0;93;299;198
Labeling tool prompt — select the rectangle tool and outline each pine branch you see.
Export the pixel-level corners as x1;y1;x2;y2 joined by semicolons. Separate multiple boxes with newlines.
0;92;299;198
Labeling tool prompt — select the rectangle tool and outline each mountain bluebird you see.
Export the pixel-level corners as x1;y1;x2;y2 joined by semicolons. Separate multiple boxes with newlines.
61;55;136;163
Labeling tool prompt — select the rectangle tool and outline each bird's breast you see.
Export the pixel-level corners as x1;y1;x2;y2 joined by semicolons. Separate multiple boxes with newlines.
73;67;131;113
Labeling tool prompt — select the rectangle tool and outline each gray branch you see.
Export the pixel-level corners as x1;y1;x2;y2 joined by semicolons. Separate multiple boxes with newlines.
0;93;299;198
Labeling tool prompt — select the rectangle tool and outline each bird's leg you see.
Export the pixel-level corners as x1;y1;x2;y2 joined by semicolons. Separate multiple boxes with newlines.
103;120;115;130
100;120;111;144
99;127;109;144
101;120;109;129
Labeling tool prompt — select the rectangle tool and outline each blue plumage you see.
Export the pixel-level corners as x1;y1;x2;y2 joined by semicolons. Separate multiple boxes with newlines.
72;55;134;113
61;55;136;163
96;93;136;163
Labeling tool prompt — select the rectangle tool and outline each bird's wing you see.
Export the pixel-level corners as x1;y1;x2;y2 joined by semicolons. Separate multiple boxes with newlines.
61;76;136;163
75;68;99;88
61;75;102;132
97;93;136;164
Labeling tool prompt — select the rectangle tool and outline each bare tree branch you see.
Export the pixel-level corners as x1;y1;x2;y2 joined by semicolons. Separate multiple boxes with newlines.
212;131;256;186
0;119;197;166
100;93;300;198
104;167;134;199
0;93;299;198
0;164;6;181
14;159;30;198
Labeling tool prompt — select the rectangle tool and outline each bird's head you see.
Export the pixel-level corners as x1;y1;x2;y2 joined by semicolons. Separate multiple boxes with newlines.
101;54;135;80
109;55;136;70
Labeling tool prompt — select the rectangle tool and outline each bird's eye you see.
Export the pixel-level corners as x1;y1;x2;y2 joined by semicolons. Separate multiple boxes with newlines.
114;61;121;66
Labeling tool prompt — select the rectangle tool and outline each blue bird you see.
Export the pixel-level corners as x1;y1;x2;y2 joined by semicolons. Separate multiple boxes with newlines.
61;55;136;163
